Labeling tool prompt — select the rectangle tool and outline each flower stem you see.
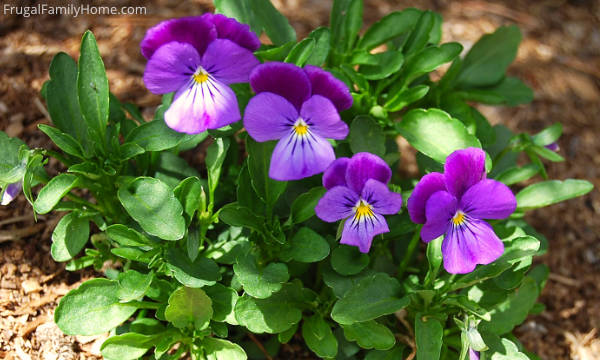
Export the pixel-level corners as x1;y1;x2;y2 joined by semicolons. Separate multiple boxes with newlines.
397;226;422;279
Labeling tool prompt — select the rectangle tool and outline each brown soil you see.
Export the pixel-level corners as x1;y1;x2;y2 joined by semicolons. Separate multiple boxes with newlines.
0;1;598;359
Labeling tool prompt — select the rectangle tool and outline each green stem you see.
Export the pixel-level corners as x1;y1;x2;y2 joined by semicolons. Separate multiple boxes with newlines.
65;193;103;213
397;226;422;279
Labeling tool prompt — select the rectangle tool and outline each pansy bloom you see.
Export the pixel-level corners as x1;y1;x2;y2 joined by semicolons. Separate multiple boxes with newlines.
1;182;21;206
243;62;352;180
315;153;402;253
141;14;260;134
407;148;516;274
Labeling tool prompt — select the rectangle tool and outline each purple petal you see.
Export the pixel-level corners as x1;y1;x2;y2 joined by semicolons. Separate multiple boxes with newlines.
269;132;336;181
407;172;446;224
345;152;392;194
165;78;240;134
361;179;402;215
322;157;350;190
201;39;259;85
315;186;358;222
341;212;389;253
1;182;22;206
421;190;456;242
444;147;486;198
141;16;216;59
300;95;348;140
545;142;559;151
244;93;298;142
469;349;480;360
143;42;200;94
250;62;311;110
442;218;504;274
460;179;516;220
304;65;353;111
203;13;261;51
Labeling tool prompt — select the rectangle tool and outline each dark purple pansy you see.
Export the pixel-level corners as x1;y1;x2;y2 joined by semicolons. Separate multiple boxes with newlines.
243;62;352;180
315;153;402;253
1;182;21;206
407;147;517;274
141;15;260;134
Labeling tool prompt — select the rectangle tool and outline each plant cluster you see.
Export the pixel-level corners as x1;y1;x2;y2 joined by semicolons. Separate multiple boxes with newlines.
0;1;593;359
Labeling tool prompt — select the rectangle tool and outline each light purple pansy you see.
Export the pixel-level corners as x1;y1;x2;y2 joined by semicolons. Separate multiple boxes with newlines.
1;182;22;206
407;147;517;274
315;153;402;253
243;62;353;180
469;348;480;360
141;15;260;134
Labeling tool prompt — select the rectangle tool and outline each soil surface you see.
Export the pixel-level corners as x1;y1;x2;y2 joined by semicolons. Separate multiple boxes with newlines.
0;1;599;359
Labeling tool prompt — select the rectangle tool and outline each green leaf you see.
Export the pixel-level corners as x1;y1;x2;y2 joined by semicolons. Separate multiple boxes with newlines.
106;224;151;247
458;77;533;106
165;286;212;330
206;138;230;197
126;119;198;152
349;116;386;156
415;315;443;360
480;332;529;360
250;0;296;45
531;144;564;162
203;337;247;360
255;42;295;62
306;27;331;66
364;346;406;360
495;164;539;186
396;108;481;163
358;9;422;50
403;11;435;54
359;51;404;80
234;255;289;299
219;202;265;232
516;179;593;211
0;131;27;184
385;84;430;112
235;284;303;334
118;177;185;240
173;177;205;226
117;270;153;302
330;0;363;53
68;162;102;180
166;248;221;288
331;273;409;325
38;125;85;159
119;142;145;160
55;278;138;335
456;25;522;87
101;333;156;360
33;173;79;214
246;138;287;206
479;277;539;335
51;212;90;262
532;123;562;146
331;245;370;276
204;283;239;324
424;236;443;286
78;31;109;146
403;42;463;82
343;320;396;350
285;38;315;67
214;0;261;35
289;187;326;224
45;53;89;152
282;227;330;263
303;315;338;358
322;263;375;299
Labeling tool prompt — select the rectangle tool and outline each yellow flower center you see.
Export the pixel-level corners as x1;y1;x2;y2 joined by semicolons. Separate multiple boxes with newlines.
355;200;374;220
293;119;309;136
452;211;466;226
193;72;209;84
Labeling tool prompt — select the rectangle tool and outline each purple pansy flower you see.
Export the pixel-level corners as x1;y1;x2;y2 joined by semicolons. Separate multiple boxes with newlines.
1;182;22;206
243;62;352;180
407;148;517;274
469;348;480;360
141;15;260;134
315;153;403;253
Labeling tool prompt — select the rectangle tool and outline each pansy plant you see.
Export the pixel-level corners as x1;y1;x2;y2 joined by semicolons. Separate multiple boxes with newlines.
1;2;593;360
